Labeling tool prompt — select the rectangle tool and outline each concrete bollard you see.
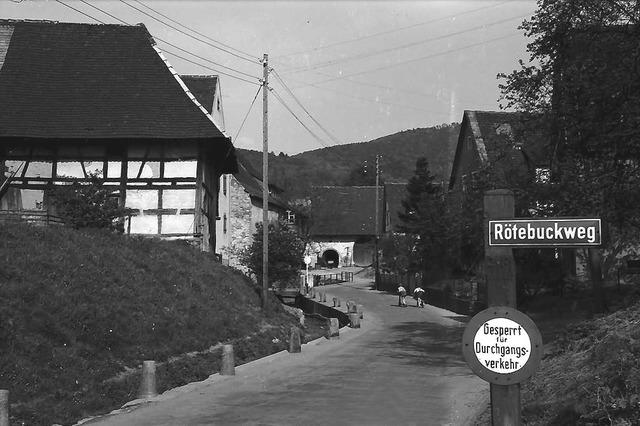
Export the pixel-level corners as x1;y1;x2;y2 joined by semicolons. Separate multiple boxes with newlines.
348;312;361;328
322;292;327;303
221;344;235;375
337;299;341;307
0;389;8;426
347;300;358;313
311;288;316;299
327;318;340;339
357;304;364;319
137;361;158;399
332;297;338;307
289;327;302;353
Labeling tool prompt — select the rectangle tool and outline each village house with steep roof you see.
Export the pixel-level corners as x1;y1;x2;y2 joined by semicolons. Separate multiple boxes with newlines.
180;74;291;267
0;19;237;252
309;185;385;268
448;110;580;277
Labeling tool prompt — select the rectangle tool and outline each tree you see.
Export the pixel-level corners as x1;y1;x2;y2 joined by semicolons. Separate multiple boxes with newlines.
48;174;130;232
498;0;640;310
240;221;306;291
397;158;454;283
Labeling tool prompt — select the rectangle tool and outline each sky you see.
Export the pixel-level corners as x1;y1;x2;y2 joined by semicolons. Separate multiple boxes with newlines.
2;0;539;155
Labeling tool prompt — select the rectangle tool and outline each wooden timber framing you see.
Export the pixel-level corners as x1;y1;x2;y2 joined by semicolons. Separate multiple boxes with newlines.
0;139;229;252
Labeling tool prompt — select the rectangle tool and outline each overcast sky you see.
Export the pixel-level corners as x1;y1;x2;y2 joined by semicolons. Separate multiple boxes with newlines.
2;0;538;155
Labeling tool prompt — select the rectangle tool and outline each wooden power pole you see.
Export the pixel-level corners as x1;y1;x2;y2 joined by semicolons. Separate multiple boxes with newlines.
374;154;381;290
484;189;520;425
262;53;269;309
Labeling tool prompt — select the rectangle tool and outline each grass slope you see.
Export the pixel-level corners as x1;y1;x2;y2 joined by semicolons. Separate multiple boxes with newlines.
0;223;314;425
522;297;640;425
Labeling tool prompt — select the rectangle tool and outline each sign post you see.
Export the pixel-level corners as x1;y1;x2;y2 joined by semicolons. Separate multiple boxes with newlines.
483;190;520;424
304;255;311;291
464;189;602;425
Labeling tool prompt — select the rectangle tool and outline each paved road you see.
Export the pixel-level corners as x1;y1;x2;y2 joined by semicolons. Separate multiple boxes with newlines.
83;271;488;426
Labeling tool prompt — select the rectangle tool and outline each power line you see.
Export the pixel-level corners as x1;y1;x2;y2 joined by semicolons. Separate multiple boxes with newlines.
159;48;260;86
55;0;106;24
234;85;263;140
119;0;261;65
76;0;260;84
131;0;259;63
270;89;333;149
273;0;510;60
281;13;529;74
271;68;342;145
280;72;448;115
155;38;259;80
300;32;520;85
79;0;128;24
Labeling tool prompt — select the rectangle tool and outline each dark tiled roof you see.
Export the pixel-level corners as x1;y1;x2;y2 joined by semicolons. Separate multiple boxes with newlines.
234;160;289;211
449;110;548;188
180;75;218;114
384;182;408;232
310;186;384;237
0;20;226;140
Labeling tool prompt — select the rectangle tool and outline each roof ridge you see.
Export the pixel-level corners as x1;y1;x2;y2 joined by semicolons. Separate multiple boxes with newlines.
0;18;142;28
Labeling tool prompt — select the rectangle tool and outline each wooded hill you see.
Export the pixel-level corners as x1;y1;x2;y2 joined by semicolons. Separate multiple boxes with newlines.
237;123;460;201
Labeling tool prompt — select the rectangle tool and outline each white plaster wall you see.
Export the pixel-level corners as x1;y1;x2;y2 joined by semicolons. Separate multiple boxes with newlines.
251;203;279;231
307;241;355;268
215;174;232;255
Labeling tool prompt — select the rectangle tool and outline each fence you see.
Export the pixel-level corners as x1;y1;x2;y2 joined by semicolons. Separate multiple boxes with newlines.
379;271;486;316
0;210;64;226
312;271;354;286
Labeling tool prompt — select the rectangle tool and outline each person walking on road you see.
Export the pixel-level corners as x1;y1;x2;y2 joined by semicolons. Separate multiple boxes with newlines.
413;286;425;308
398;285;407;307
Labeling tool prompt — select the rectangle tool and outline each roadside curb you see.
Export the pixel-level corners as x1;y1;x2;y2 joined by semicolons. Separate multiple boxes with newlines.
76;294;364;425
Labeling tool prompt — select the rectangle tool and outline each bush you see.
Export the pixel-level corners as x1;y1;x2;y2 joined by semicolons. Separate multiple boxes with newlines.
240;221;306;289
48;174;131;231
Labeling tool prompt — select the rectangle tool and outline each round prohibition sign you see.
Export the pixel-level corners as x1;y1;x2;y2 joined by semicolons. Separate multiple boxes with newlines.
462;306;543;385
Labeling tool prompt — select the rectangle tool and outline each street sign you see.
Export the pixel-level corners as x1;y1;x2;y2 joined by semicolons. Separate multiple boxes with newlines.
462;306;543;385
488;218;601;247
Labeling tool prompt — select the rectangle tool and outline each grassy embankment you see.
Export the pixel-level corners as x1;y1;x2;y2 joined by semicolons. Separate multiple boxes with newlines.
0;223;324;425
474;284;640;425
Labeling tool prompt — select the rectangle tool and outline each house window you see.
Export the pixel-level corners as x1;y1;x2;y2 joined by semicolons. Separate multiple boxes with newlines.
286;210;295;224
222;175;227;195
217;98;221;111
223;213;227;234
535;167;551;184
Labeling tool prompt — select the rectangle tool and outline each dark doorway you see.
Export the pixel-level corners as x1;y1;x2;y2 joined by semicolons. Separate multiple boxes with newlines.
322;249;339;268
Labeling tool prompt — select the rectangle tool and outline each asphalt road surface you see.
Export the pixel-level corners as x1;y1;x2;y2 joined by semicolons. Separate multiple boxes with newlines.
83;272;488;426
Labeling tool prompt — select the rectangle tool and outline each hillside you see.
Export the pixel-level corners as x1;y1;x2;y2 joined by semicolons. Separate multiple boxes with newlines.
238;124;459;200
0;224;319;425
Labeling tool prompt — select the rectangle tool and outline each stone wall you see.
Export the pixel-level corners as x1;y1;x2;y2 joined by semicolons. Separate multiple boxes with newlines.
223;176;253;270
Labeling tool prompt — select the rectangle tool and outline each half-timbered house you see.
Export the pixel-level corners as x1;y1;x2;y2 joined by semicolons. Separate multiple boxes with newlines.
0;20;237;251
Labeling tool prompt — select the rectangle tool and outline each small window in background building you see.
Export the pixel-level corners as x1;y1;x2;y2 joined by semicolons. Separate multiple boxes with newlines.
223;213;227;233
535;167;551;184
286;210;295;224
223;175;227;195
217;98;221;111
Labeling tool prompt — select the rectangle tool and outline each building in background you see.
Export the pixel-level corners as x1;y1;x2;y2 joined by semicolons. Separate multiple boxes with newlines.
309;186;385;268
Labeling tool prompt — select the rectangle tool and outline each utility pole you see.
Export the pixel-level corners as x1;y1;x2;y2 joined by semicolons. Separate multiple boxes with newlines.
374;154;381;290
262;53;269;309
